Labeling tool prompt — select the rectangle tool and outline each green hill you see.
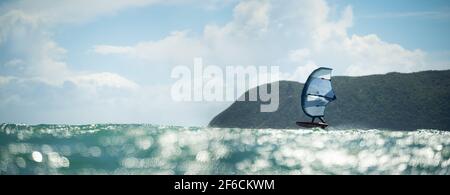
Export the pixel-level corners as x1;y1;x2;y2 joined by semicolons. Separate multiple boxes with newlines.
208;70;450;131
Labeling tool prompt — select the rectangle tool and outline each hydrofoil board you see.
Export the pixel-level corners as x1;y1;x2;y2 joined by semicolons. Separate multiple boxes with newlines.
296;121;328;129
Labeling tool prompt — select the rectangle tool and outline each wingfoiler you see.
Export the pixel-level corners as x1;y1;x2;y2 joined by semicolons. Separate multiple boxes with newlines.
296;67;337;129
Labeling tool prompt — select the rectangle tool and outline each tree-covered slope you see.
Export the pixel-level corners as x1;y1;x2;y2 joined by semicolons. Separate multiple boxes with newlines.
209;70;450;131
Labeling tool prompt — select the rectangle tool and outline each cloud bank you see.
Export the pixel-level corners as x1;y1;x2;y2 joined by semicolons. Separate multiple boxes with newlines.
94;0;444;80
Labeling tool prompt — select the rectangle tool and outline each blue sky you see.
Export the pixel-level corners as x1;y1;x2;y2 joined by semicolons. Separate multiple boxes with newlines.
339;0;450;51
0;0;449;125
54;0;450;83
53;0;450;68
54;0;450;51
53;3;235;85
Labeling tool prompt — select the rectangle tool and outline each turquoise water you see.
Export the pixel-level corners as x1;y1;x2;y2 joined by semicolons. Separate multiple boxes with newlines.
1;124;449;175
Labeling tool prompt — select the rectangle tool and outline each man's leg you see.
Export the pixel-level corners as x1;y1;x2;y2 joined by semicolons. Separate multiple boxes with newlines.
319;117;326;123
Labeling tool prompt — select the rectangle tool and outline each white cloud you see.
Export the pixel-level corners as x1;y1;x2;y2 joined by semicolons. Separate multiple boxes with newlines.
70;72;139;90
289;49;311;63
92;0;274;66
0;0;239;26
0;0;143;125
0;11;71;85
94;0;444;79
0;0;143;87
283;62;320;82
93;45;134;55
94;31;206;65
2;0;161;25
231;0;271;35
1;0;225;125
341;34;427;75
3;59;24;68
0;76;15;87
0;77;228;125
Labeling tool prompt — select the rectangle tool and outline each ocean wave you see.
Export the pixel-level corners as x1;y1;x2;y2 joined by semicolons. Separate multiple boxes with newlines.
1;124;449;175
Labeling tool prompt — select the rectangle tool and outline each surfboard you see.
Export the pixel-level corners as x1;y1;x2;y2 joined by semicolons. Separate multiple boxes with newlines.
296;121;328;129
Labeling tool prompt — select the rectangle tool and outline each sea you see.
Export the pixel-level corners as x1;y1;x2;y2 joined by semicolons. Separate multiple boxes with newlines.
1;124;449;175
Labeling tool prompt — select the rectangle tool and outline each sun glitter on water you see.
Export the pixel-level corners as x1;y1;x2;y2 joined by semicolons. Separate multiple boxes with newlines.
0;124;449;175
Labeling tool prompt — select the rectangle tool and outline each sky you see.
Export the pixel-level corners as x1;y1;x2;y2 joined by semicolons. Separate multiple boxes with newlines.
0;0;449;126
